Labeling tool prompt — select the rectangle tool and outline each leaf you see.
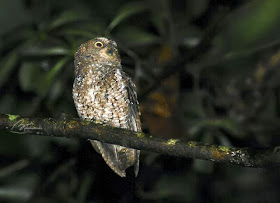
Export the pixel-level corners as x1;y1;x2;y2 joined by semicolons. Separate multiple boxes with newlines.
59;29;95;38
49;11;89;30
23;46;71;57
0;52;18;88
216;133;232;146
36;57;70;96
226;0;280;51
18;62;40;92
188;118;240;137
203;119;240;135
115;26;158;46
0;174;38;202
18;57;70;97
47;57;69;81
187;0;209;18
107;2;148;32
1;28;31;51
48;80;63;101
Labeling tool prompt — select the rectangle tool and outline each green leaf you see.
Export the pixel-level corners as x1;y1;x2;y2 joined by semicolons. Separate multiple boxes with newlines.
188;118;240;136
226;0;280;51
0;52;18;88
49;11;89;30
115;26;158;46
107;2;148;32
18;62;40;92
0;174;38;202
23;46;71;57
36;57;70;96
59;29;96;38
46;57;70;82
187;0;209;18
48;80;63;101
216;133;232;146
18;57;70;97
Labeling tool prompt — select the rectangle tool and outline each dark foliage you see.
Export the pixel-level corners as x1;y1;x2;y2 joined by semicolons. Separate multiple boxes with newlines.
1;0;280;202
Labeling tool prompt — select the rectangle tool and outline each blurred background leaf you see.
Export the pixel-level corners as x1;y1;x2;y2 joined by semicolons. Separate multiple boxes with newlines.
1;0;280;202
107;1;148;32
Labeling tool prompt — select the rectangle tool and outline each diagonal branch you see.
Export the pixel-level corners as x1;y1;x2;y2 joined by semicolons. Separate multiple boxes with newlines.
0;114;280;167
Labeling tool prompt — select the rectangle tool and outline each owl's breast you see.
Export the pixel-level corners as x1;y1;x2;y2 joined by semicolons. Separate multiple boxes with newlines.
73;68;130;128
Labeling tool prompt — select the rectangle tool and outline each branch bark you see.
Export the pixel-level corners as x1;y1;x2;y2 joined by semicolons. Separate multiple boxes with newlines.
1;114;280;168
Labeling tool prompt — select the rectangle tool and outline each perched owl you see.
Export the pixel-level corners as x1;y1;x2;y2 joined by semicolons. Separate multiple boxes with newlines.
72;37;141;177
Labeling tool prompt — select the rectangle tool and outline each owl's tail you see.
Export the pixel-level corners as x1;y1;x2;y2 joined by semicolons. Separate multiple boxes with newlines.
90;140;139;177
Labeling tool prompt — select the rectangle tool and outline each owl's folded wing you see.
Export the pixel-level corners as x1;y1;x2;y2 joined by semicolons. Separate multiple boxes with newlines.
123;74;141;176
90;73;141;177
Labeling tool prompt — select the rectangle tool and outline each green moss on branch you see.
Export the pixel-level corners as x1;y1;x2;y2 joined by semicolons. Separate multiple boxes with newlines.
0;114;280;167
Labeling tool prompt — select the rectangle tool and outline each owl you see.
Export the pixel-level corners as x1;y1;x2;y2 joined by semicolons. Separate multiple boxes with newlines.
72;37;141;177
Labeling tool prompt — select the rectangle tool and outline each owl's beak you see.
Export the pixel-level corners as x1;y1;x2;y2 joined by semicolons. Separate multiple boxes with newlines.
106;45;116;56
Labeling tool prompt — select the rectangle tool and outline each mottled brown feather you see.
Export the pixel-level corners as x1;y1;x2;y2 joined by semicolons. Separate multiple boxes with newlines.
72;37;141;177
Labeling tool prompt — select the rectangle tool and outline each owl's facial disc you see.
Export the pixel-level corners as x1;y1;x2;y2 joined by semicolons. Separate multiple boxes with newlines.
75;38;121;67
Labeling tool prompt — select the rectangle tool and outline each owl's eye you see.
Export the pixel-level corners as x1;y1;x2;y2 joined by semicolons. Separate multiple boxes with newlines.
94;41;103;48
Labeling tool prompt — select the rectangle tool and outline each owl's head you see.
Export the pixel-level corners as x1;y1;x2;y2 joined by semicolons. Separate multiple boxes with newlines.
75;37;121;69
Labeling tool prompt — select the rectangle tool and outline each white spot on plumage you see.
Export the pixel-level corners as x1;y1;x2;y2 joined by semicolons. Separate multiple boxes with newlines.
72;37;141;177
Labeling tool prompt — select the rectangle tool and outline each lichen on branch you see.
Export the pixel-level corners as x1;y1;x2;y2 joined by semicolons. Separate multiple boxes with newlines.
1;113;280;167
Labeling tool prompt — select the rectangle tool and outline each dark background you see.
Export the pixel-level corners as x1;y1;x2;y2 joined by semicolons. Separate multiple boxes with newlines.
1;0;280;202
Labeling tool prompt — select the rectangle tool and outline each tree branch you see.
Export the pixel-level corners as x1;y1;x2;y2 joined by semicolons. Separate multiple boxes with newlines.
0;114;280;167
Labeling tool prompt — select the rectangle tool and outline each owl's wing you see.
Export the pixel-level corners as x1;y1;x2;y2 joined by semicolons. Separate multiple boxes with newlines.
91;140;127;177
123;74;141;177
91;73;141;177
124;73;142;132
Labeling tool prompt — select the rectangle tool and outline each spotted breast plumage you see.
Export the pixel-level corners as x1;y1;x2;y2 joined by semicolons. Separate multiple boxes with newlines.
72;37;141;177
